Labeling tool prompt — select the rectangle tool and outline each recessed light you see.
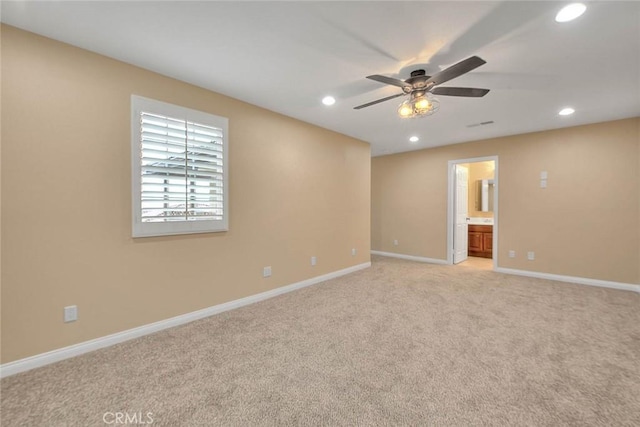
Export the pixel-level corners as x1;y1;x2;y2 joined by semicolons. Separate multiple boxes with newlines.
555;3;586;23
322;96;336;106
558;107;575;116
409;136;419;143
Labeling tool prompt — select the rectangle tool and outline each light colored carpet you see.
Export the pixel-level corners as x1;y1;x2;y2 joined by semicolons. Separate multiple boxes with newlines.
2;255;639;426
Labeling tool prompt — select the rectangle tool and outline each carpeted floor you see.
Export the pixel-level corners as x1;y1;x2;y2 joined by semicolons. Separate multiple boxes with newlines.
2;255;639;426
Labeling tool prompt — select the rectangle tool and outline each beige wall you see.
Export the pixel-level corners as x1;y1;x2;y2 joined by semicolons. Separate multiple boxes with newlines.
467;161;495;218
0;26;370;363
372;117;640;285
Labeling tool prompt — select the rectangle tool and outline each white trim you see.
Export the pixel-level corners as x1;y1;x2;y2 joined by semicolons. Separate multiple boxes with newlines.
371;250;638;294
0;262;371;378
495;267;640;294
447;156;499;269
371;250;448;265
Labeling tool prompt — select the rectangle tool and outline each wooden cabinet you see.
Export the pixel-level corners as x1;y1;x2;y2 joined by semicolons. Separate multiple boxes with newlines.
468;225;493;258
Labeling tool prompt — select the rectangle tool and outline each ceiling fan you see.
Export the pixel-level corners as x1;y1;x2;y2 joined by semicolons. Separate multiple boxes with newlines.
354;56;490;118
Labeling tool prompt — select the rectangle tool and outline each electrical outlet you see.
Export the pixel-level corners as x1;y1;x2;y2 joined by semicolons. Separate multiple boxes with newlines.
64;305;78;323
393;239;398;246
527;251;535;261
263;266;272;277
351;248;357;256
311;256;317;266
508;250;516;258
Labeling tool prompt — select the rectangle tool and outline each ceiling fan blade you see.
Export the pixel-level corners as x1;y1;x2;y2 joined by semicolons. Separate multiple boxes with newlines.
425;56;487;87
366;74;412;90
353;93;405;110
431;87;490;97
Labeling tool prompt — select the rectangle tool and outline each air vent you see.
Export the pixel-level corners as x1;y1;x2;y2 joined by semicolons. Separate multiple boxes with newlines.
467;120;494;128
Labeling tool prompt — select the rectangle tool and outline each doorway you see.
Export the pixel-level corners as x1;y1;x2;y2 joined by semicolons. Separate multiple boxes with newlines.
447;156;498;270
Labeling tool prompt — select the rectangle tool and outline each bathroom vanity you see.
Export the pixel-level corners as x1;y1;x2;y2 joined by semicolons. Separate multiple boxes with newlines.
468;224;493;258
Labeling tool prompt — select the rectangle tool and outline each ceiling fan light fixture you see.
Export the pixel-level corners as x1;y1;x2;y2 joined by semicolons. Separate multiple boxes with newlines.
398;93;439;119
555;3;586;23
414;96;431;111
398;101;414;118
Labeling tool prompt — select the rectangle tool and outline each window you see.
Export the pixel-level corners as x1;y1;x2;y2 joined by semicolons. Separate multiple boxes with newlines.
131;95;228;237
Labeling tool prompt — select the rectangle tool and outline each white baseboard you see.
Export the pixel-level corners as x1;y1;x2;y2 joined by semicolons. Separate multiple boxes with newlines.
371;250;448;265
495;267;640;294
371;249;639;294
0;262;371;378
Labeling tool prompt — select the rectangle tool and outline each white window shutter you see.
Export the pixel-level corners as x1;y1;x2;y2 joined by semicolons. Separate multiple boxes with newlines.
132;96;228;237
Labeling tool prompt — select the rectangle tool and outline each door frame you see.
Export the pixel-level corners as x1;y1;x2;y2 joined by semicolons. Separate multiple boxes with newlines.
447;155;499;269
453;164;469;264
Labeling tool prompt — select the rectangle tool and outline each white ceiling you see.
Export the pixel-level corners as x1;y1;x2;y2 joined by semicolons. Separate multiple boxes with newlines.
2;1;639;156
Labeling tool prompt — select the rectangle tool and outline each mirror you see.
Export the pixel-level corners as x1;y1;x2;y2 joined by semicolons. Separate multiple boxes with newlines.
475;179;494;212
